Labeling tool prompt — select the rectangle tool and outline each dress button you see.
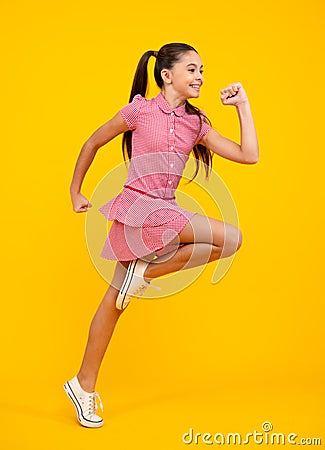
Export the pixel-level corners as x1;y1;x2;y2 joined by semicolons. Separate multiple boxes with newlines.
170;128;174;133
170;146;174;150
170;163;174;168
171;112;174;116
168;180;172;185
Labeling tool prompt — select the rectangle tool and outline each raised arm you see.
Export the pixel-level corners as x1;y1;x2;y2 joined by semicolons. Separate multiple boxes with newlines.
70;111;129;212
199;82;259;164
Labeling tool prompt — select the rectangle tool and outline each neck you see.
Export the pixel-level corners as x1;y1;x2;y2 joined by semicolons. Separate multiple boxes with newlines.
161;88;186;109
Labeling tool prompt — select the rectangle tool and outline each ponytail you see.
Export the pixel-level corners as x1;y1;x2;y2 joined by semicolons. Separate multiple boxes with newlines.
122;44;213;181
122;50;156;161
128;50;156;102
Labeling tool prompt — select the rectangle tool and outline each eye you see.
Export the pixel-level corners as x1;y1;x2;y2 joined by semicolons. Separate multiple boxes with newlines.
188;69;195;72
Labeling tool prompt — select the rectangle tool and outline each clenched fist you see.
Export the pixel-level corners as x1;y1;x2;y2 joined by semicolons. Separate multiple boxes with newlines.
220;82;248;106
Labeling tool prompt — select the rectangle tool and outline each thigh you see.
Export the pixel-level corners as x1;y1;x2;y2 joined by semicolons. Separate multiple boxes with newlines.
178;213;238;248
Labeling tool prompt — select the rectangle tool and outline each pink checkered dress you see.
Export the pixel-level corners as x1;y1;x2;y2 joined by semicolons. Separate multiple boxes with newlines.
98;92;212;261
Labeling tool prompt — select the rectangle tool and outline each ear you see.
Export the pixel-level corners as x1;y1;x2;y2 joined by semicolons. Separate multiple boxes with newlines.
161;69;172;84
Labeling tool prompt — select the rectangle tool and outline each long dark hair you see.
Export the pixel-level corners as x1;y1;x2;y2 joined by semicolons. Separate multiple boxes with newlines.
122;43;213;181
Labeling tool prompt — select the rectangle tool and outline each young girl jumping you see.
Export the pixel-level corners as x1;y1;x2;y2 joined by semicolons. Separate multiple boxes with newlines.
64;42;259;428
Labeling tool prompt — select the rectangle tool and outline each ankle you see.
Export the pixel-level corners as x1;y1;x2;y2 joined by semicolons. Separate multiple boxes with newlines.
77;373;96;393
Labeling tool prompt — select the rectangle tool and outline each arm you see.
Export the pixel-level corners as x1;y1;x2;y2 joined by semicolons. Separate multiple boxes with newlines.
199;83;259;164
70;111;129;212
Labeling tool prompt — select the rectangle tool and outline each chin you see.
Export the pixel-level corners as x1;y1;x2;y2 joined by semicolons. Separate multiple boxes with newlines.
187;91;200;99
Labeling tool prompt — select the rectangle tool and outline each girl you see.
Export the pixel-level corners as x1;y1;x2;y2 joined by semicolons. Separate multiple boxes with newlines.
64;42;259;428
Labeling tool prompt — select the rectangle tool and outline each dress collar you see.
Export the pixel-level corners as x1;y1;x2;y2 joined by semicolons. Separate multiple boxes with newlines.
155;92;186;117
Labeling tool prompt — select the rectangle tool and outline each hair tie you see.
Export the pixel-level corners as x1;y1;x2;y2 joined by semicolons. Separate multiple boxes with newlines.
153;51;158;58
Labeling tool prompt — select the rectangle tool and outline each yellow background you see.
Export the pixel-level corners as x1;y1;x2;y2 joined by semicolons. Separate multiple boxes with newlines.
1;0;324;448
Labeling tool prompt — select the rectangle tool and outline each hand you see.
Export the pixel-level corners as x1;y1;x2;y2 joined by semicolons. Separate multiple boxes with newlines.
220;82;248;107
70;191;92;213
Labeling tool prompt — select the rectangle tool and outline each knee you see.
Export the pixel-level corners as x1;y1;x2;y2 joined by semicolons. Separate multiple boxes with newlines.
236;228;243;251
224;224;243;255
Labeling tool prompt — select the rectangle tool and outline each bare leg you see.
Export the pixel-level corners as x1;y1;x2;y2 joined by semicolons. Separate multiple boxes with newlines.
76;262;128;392
145;213;242;281
76;215;241;392
144;242;220;281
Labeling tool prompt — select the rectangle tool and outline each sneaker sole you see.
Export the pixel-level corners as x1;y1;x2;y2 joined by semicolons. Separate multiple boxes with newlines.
63;381;104;428
116;259;138;310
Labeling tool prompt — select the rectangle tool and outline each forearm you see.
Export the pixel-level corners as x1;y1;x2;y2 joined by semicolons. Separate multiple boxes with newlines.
236;101;259;163
70;141;97;194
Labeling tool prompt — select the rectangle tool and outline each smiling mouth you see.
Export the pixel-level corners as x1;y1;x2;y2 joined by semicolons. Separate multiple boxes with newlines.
190;84;201;91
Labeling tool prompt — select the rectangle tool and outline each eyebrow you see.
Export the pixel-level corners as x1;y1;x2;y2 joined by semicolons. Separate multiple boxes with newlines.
187;63;203;69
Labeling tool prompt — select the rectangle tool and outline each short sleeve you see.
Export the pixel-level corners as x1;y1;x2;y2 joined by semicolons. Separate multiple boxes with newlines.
119;94;146;130
195;111;213;145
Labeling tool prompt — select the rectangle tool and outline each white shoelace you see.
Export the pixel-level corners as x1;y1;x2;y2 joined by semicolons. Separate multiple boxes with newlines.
87;392;104;415
134;281;161;299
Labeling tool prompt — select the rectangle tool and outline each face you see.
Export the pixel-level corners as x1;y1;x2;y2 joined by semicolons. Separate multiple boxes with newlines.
161;51;204;99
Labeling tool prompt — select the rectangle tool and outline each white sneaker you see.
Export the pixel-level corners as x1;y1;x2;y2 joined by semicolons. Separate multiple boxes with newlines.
63;376;104;428
116;258;160;310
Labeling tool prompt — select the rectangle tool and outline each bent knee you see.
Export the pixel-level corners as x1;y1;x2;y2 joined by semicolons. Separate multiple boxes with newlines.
223;224;243;254
232;226;242;251
237;228;243;250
